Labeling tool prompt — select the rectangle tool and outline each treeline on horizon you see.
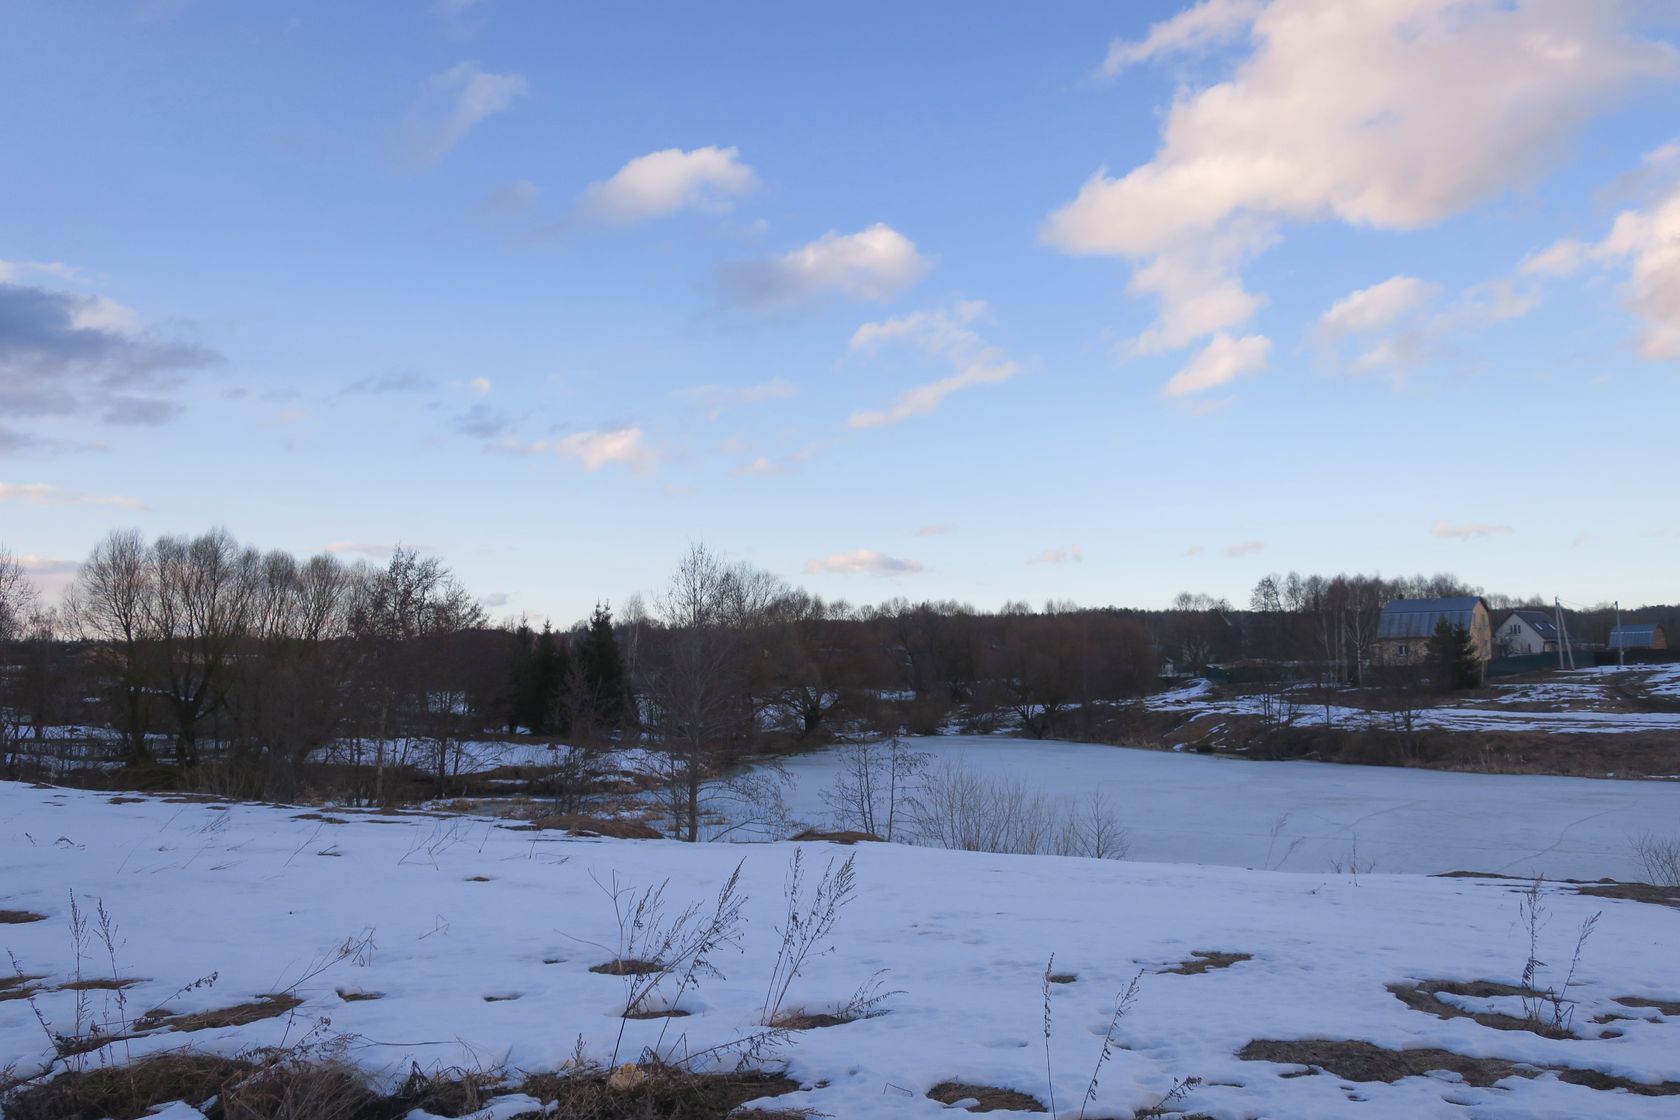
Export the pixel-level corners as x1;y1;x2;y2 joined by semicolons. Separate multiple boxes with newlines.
0;529;1675;808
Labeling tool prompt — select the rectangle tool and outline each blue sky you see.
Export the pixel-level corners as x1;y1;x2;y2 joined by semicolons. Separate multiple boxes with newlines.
3;0;1678;624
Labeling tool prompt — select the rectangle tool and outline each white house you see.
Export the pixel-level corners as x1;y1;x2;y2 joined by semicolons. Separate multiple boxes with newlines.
1495;609;1560;657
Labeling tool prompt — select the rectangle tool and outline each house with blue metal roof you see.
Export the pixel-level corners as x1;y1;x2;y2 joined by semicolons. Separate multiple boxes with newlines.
1371;596;1492;667
1608;623;1668;651
1496;609;1561;656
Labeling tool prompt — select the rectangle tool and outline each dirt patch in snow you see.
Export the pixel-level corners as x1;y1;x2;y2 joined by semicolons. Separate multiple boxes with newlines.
141;993;303;1032
927;1081;1046;1112
1614;995;1680;1015
1162;950;1252;975
1574;882;1680;910
520;1067;799;1119
1239;1037;1680;1094
1387;978;1575;1038
789;828;884;844
0;909;46;924
590;958;664;976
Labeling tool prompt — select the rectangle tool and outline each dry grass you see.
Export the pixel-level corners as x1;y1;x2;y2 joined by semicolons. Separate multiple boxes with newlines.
520;1066;798;1119
533;814;663;839
926;1080;1046;1113
3;1054;248;1120
55;977;145;992
138;993;303;1033
335;988;383;1002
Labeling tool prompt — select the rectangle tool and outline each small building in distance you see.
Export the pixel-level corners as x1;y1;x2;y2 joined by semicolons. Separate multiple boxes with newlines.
1495;609;1561;656
1371;596;1493;667
1608;623;1669;651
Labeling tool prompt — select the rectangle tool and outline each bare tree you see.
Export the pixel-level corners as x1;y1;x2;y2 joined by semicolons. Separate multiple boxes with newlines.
65;529;157;766
0;547;41;777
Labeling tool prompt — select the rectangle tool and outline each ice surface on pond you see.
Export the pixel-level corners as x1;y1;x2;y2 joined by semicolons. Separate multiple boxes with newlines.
751;736;1680;880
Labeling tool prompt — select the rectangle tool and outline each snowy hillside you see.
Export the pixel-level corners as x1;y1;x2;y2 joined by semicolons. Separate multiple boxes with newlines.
3;782;1678;1118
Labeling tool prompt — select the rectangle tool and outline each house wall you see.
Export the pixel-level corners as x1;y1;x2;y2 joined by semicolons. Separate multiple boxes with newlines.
1372;603;1493;667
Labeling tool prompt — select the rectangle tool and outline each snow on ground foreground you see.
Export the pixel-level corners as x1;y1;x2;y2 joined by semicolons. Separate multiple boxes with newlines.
3;782;1678;1118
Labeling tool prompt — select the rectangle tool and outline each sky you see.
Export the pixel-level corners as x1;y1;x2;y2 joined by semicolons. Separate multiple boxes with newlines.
3;0;1678;625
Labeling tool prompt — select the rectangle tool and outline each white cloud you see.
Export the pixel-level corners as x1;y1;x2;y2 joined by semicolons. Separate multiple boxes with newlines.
1162;332;1269;398
803;549;924;577
1520;237;1591;278
1431;520;1514;540
481;591;510;607
0;259;86;284
577;146;757;224
1222;540;1264;558
728;455;786;478
915;523;954;537
404;62;527;166
719;223;930;309
14;554;80;576
1031;545;1085;565
1320;276;1439;336
1593;183;1680;359
847;301;1020;427
495;427;658;473
0;482;145;509
1047;1;1675;380
1101;0;1262;76
680;378;797;421
468;376;493;395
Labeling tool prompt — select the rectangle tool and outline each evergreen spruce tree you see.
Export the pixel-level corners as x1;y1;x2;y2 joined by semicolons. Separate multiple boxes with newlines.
575;602;627;729
1428;617;1482;691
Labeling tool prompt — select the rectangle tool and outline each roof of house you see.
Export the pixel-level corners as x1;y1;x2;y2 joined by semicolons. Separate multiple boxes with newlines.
1609;624;1664;648
1375;596;1487;641
1505;609;1559;639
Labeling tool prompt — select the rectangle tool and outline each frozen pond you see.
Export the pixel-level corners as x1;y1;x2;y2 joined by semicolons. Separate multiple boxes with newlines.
749;736;1680;881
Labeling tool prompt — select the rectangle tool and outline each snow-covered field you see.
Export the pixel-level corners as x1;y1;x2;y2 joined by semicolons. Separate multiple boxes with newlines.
752;736;1680;881
1144;665;1680;734
3;782;1678;1119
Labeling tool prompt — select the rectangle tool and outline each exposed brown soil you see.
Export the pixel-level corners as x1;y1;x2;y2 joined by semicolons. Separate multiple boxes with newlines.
483;993;521;1002
291;812;348;824
336;988;383;1001
0;909;46;924
1162;950;1252;975
590;958;664;976
1388;978;1573;1039
106;796;146;805
622;1006;690;1019
520;1067;799;1119
513;814;663;839
789;828;884;844
770;1008;854;1029
140;993;303;1032
927;1080;1047;1112
1046;972;1077;984
56;977;145;991
1575;882;1680;910
1239;1037;1680;1095
1616;995;1680;1015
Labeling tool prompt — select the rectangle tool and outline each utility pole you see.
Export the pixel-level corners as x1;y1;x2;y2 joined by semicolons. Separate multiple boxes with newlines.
1616;600;1624;667
1554;598;1566;671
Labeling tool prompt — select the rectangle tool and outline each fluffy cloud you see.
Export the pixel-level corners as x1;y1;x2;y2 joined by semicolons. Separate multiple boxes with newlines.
0;280;218;438
498;427;658;474
1162;332;1269;398
0;482;145;509
1222;540;1264;558
576;146;757;224
803;549;924;577
847;300;1020;427
1047;1;1675;378
1591;184;1680;359
1100;0;1261;76
1432;520;1515;540
1320;276;1439;337
718;223;930;309
404;63;527;166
